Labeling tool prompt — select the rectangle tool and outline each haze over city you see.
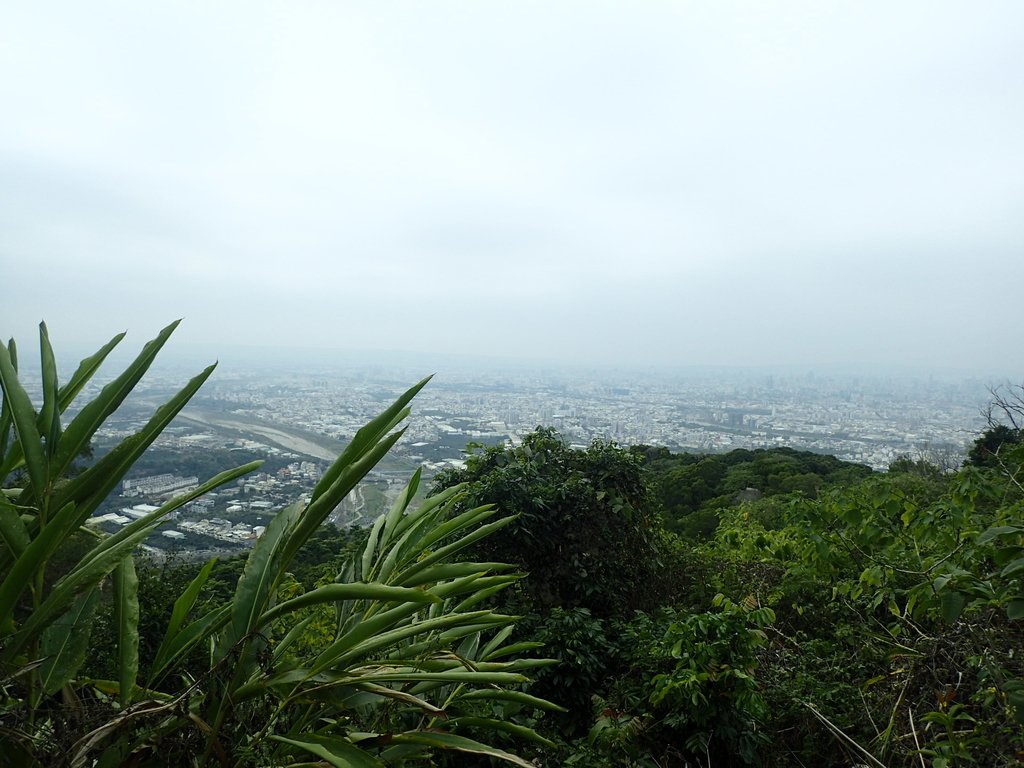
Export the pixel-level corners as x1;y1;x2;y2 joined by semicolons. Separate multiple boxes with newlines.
2;2;1022;376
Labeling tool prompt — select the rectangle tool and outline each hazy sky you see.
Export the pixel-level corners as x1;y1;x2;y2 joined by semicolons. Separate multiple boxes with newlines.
3;2;1022;375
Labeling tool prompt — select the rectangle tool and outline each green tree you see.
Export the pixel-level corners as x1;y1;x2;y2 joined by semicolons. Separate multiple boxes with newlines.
967;424;1022;468
968;383;1024;469
432;427;665;620
641;446;872;539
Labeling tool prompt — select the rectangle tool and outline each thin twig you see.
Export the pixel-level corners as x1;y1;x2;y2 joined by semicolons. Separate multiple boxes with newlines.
878;674;911;762
802;701;888;768
860;688;881;740
907;707;926;768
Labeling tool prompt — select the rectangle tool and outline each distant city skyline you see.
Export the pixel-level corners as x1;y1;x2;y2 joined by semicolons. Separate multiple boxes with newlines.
3;3;1023;374
40;334;1024;384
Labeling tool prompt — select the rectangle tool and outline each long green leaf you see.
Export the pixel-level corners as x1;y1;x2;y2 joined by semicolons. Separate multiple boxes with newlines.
146;557;218;685
324;593;475;669
448;716;557;748
350;681;447;715
282;380;433;576
393;495;489;557
381;468;420;544
403;656;537;674
397;516;513;585
360;514;388;582
270;734;384;768
56;331;125;413
0;338;15;462
112;555;139;707
220;500;303;664
316;603;481;674
458;688;567;712
270;613;317;665
0;499;31;559
310;377;430;507
285;430;407;569
262;667;528;690
208;498;303;739
37;586;101;698
260;582;439;627
0;501;81;639
373;520;427;586
356;485;463;583
387;730;537;768
167;558;216;642
7;463;257;658
451;577;523;613
394;562;515;589
51;363;219;520
37;323;62;458
51;320;181;481
324;611;509;672
5;518;163;660
390;483;464;542
385;499;480;573
0;341;47;500
478;641;545;661
147;605;230;689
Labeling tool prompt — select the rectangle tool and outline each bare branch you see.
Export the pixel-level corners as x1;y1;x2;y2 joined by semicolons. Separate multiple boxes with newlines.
985;382;1024;431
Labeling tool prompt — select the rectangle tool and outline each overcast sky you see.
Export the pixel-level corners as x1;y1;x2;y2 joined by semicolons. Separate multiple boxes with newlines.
2;2;1022;376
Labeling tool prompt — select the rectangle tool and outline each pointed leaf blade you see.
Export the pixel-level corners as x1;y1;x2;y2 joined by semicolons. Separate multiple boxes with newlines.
112;555;139;707
0;341;47;498
37;586;101;697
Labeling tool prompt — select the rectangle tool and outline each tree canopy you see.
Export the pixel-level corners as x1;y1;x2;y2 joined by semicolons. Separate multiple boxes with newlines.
432;427;665;619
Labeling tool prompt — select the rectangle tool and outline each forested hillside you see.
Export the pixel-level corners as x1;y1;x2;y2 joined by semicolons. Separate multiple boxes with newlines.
428;418;1023;766
636;444;873;538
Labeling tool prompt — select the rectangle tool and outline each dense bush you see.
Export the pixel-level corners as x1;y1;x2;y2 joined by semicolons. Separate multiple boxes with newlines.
432;427;667;620
637;445;872;539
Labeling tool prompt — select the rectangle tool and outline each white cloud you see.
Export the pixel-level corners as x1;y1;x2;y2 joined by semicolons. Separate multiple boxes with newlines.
1;1;1022;375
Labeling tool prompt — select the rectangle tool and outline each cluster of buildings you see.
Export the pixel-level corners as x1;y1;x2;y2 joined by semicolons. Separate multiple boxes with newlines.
388;372;985;470
122;473;198;497
175;518;266;543
73;362;1000;554
195;366;991;473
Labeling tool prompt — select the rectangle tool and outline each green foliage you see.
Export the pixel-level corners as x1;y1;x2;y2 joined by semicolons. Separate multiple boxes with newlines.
783;467;1022;627
0;322;257;720
528;608;617;731
0;323;556;768
567;598;774;767
639;445;872;539
706;446;1024;766
9;322;1021;768
432;427;665;619
646;596;773;764
967;424;1022;469
888;453;947;479
500;408;1021;768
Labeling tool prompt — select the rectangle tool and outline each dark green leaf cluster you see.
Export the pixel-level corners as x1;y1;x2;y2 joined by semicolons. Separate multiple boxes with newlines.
637;445;872;539
467;420;1022;767
432;427;666;619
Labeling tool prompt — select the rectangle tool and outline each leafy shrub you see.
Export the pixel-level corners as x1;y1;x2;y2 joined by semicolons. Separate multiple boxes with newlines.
432;427;665;620
528;607;617;732
567;598;774;767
